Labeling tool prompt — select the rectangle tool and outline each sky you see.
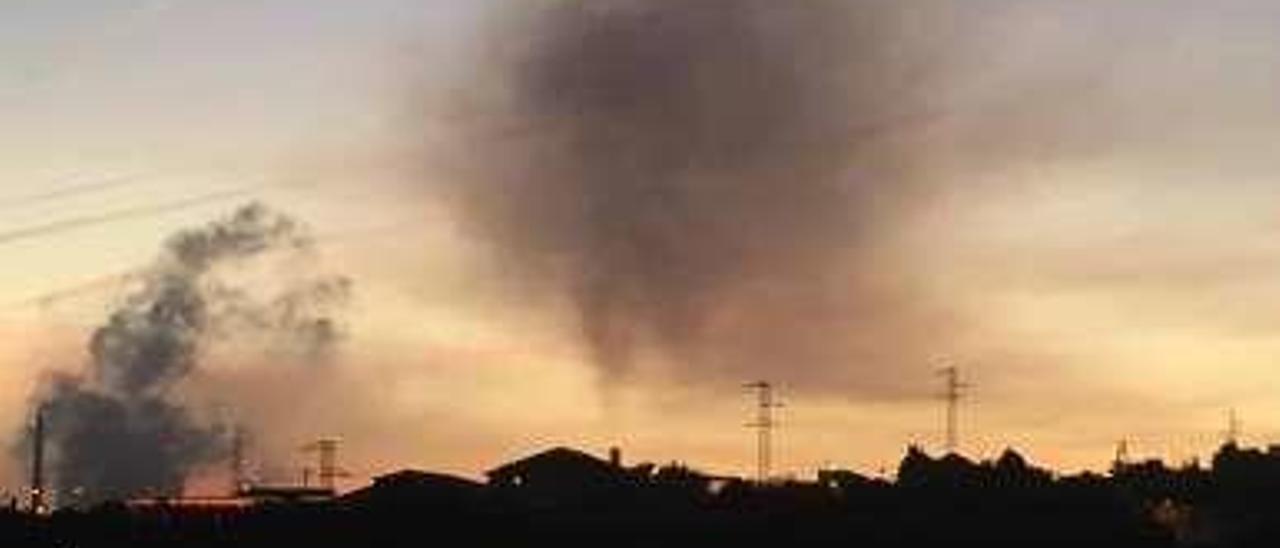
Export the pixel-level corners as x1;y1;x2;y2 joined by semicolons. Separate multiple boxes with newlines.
5;0;1280;495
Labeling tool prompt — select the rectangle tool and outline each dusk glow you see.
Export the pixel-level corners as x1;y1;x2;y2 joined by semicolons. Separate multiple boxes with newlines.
6;0;1280;503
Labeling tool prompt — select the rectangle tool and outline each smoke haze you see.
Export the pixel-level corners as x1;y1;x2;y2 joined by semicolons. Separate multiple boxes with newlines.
25;203;349;503
445;0;996;393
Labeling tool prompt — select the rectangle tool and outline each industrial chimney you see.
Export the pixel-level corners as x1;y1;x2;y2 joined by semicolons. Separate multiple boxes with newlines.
30;405;46;514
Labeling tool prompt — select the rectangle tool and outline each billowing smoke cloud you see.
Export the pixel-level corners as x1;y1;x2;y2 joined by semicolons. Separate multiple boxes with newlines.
26;203;349;503
445;1;984;391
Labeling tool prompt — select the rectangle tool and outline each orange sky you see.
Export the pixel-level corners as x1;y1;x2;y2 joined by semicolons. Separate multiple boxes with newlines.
6;1;1280;494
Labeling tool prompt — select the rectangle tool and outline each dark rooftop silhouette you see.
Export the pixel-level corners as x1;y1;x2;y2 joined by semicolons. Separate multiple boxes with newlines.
15;442;1280;546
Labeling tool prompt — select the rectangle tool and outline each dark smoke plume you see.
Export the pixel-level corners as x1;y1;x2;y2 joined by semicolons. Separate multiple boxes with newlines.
449;1;975;390
26;203;349;503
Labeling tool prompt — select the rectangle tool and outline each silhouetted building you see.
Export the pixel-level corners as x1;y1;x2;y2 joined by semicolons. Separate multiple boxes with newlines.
991;448;1053;489
0;442;1200;548
241;485;335;505
342;470;482;508
125;497;253;511
817;469;878;492
650;463;732;500
487;447;633;506
897;445;984;490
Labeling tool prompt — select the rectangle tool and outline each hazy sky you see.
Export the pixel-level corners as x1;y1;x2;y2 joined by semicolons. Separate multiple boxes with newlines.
6;0;1280;494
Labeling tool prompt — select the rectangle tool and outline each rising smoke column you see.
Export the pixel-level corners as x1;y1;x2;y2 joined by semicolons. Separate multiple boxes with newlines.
449;1;974;389
29;203;349;503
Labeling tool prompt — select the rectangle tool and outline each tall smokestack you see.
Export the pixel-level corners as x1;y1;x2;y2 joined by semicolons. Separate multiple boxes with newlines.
30;405;46;514
230;424;246;496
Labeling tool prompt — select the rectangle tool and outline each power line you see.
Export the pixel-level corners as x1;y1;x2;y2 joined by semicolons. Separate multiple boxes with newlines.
2;218;414;312
3;269;146;311
0;176;324;249
0;187;251;247
0;172;156;210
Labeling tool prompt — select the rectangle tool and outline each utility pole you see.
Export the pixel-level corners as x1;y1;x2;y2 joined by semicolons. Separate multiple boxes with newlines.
745;381;783;484
1113;438;1131;471
1225;408;1242;446
937;366;968;455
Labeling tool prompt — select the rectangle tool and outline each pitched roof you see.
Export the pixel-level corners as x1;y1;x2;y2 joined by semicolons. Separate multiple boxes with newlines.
486;447;615;478
342;469;482;506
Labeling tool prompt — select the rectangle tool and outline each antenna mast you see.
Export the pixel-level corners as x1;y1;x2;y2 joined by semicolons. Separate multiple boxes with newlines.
745;381;782;483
